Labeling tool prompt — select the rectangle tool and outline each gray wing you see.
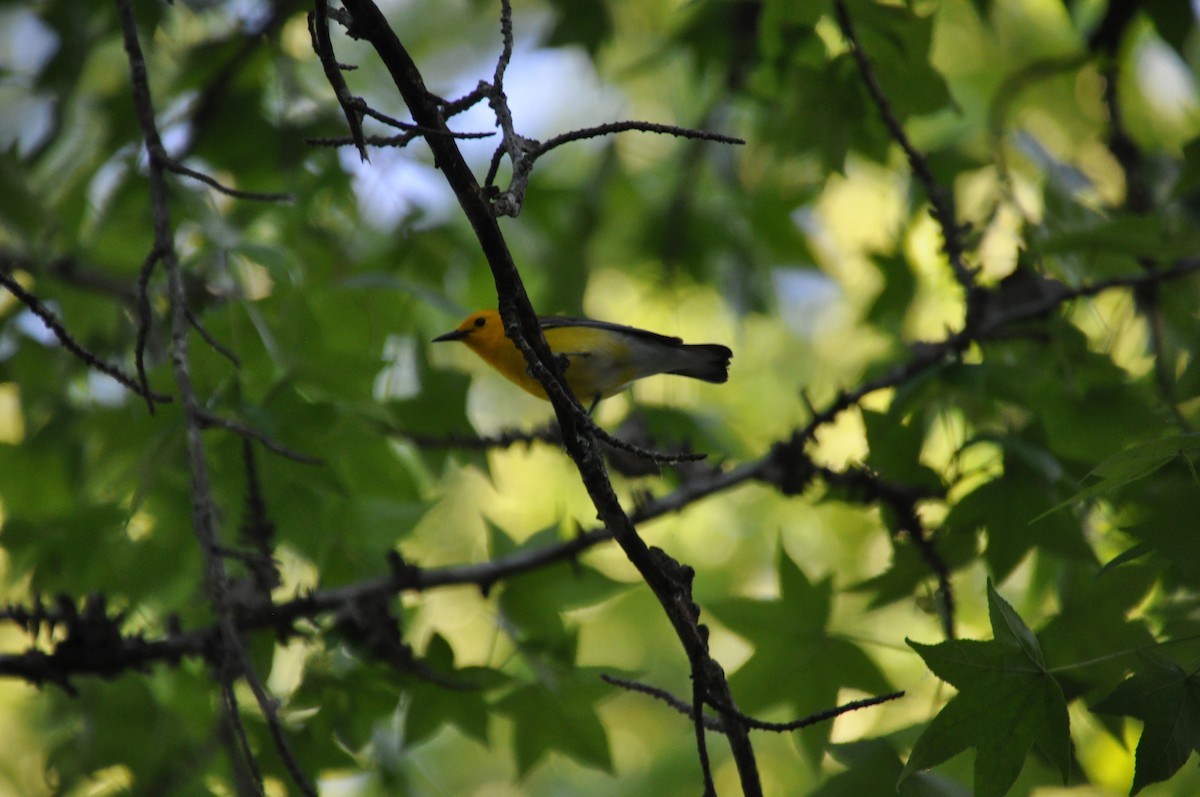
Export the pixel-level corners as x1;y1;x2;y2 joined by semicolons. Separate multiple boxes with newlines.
538;316;684;346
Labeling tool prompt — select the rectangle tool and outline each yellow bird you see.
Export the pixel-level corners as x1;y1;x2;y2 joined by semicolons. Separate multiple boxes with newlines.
433;309;732;407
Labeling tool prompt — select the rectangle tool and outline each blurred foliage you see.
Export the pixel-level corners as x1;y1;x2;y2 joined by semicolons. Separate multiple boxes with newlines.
1;0;1199;795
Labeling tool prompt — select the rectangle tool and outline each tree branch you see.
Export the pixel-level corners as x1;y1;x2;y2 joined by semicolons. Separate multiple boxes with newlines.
601;674;905;733
832;0;976;299
0;268;172;405
329;3;765;789
311;0;369;162
115;2;316;793
534;120;745;158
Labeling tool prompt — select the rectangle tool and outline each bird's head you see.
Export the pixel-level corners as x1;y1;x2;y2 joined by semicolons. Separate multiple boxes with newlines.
432;310;505;354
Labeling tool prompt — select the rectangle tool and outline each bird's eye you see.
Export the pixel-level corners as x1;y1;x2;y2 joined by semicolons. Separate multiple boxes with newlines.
474;316;486;327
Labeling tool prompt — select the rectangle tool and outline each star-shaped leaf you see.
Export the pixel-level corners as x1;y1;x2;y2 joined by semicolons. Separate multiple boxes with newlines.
1092;650;1200;795
492;523;631;645
495;666;614;776
813;738;971;797
900;582;1071;797
402;633;509;747
1037;565;1156;704
947;454;1093;582
708;550;892;764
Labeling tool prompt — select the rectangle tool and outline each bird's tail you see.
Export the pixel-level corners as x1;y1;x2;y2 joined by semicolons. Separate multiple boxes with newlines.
669;343;733;383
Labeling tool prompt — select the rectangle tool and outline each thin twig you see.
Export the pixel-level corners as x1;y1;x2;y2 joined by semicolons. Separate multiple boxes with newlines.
724;691;906;733
0;268;173;405
1098;54;1191;431
135;247;163;413
306;132;422;149
440;83;491;118
237;439;282;593
483;143;507;190
221;682;266;797
240;653;314;794
351;98;492;139
306;97;497;150
817;462;954;637
310;1;369;161
602;674;725;730
305;128;495;150
0;249;136;302
592;423;708;464
534;121;745;158
694;677;717;796
832;0;975;296
601;674;905;733
197;411;325;465
164;157;294;203
395;423;562;450
396;414;707;464
185;307;241;368
116;2;318;794
484;0;538;217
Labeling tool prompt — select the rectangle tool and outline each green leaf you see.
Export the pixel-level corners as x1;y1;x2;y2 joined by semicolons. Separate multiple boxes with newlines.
1119;468;1200;581
1038;213;1200;261
544;0;612;55
710;551;892;764
853;528;977;611
754;53;887;168
402;633;507;746
1036;433;1200;520
494;525;631;644
947;452;1092;581
1092;650;1200;795
46;672;215;791
814;737;971;797
1146;0;1197;56
495;668;614;776
901;582;1071;797
843;0;952;118
0;154;48;236
1037;563;1156;703
1098;542;1155;575
865;252;917;333
861;407;941;493
757;0;823;65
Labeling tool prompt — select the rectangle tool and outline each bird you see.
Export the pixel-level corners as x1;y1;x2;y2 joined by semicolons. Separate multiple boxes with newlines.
433;309;732;409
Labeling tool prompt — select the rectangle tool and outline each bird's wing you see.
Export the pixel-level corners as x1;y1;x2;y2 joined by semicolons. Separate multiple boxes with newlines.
538;316;684;346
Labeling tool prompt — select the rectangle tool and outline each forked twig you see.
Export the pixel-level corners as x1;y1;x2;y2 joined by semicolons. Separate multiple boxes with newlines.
0;268;172;406
832;0;975;296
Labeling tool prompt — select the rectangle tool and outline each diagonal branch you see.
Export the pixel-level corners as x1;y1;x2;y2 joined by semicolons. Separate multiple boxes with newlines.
164;157;294;203
197;411;325;465
114;2;316;794
327;2;765;790
601;674;905;734
832;0;976;299
1092;16;1191;433
471;0;743;218
0;268;172;406
534;121;745;158
311;0;369;162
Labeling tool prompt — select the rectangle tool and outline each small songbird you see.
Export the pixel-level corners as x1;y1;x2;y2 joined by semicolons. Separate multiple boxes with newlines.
433;309;732;408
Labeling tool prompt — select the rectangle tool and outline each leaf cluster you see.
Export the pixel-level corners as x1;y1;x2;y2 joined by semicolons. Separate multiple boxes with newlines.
0;0;1199;796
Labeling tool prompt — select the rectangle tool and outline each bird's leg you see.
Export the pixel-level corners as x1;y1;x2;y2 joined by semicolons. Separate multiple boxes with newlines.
586;396;600;416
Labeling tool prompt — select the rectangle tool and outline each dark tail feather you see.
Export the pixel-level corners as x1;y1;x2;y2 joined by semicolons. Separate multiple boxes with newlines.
672;343;732;383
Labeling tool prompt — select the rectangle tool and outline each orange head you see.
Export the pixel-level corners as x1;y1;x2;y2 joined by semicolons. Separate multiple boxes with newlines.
432;309;505;349
432;310;544;395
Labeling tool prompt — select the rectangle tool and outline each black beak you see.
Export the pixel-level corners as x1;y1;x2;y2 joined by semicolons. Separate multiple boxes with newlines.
432;329;469;342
